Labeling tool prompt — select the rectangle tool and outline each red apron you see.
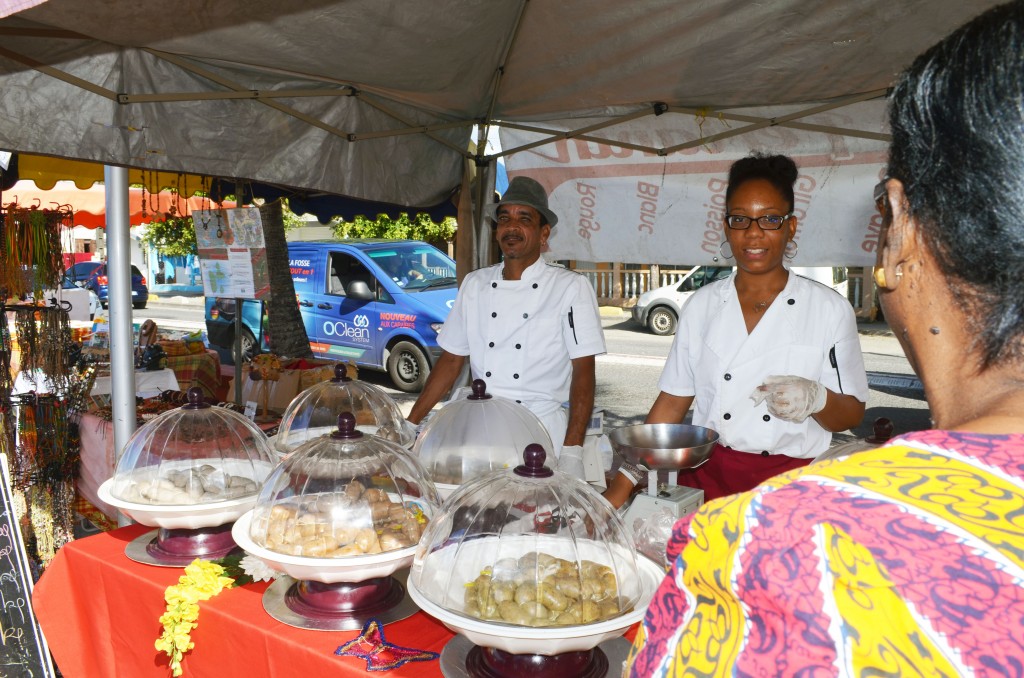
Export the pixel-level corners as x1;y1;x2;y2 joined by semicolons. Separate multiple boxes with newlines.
675;443;812;502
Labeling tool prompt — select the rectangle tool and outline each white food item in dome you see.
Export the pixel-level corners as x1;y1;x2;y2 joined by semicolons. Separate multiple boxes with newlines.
118;462;261;504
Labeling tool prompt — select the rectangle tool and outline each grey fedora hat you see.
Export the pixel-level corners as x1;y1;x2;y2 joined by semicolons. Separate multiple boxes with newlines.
484;176;558;227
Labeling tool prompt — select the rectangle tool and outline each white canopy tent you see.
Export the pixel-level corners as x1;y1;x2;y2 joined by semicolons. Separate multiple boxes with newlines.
0;0;1001;474
0;1;1001;255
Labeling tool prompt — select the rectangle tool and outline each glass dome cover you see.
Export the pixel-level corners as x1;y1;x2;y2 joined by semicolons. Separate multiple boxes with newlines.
109;388;277;505
275;365;413;454
411;444;642;628
249;412;441;558
413;379;553;489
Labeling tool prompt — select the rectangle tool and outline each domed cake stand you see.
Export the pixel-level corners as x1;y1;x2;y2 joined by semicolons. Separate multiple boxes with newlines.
232;511;420;631
98;470;269;567
408;536;665;678
409;449;665;678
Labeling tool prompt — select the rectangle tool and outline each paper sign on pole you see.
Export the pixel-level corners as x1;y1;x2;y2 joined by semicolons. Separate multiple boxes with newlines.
194;207;271;299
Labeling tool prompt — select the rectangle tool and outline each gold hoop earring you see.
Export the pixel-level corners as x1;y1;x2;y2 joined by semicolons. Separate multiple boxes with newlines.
873;268;887;289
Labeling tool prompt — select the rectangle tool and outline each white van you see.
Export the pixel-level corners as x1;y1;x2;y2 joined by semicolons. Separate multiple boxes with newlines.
631;266;733;335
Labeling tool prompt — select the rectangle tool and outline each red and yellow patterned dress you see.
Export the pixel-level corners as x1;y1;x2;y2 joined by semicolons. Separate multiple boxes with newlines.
626;430;1024;677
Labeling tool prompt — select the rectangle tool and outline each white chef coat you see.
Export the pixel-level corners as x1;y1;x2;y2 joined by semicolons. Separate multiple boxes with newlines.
658;271;869;459
438;259;606;456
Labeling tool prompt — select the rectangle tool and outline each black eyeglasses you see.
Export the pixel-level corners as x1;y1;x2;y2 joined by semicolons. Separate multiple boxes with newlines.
873;177;890;213
724;214;791;230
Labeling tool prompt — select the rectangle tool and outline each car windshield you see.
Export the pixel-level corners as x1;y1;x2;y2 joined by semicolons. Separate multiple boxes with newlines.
368;244;457;291
65;262;101;282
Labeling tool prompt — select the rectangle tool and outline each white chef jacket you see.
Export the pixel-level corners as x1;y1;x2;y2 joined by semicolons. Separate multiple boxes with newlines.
658;271;869;459
438;259;606;456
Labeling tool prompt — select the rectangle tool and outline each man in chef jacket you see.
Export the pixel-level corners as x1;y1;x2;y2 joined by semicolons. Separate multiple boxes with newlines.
406;176;606;481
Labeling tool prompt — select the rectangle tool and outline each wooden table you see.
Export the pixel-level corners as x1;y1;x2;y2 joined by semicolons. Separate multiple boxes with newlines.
32;525;459;678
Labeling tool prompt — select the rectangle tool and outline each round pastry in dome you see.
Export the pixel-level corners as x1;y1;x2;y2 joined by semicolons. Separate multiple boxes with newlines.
250;412;440;558
275;364;414;455
413;379;553;495
109;387;276;505
411;444;643;628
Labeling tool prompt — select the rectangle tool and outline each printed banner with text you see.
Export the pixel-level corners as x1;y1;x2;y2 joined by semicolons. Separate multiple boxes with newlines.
501;102;889;266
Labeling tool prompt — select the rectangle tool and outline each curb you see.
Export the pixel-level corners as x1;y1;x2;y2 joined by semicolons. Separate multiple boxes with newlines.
599;306;630;318
147;293;205;306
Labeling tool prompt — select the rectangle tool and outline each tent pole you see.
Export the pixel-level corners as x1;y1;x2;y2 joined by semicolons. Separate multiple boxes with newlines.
455;159;475;284
104;165;137;527
473;158;495;271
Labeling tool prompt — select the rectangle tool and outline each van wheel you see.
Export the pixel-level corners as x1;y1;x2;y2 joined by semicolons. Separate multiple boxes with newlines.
387;341;429;392
648;307;677;336
232;328;258;365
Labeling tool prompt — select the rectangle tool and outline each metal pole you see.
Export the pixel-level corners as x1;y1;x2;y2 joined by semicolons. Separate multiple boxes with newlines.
104;165;136;526
234;299;243;403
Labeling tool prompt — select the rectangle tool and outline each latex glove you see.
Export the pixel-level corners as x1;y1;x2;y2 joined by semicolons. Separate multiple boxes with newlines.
750;375;827;423
616;460;650;487
408;410;436;437
400;418;418;442
557;445;586;480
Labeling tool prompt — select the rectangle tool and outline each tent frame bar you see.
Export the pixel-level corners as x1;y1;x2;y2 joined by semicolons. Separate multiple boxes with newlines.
490;89;891;161
118;88;356;104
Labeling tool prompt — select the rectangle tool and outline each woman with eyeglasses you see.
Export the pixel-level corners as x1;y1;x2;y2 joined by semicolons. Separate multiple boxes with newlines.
604;153;868;508
628;2;1024;674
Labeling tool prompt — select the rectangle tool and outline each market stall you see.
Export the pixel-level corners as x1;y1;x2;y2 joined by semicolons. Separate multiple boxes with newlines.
31;525;462;678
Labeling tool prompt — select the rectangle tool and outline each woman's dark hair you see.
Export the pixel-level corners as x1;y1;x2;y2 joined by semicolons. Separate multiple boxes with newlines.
725;153;799;211
887;0;1024;367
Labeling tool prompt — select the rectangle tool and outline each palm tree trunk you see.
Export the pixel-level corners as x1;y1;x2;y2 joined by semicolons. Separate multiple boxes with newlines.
260;199;313;358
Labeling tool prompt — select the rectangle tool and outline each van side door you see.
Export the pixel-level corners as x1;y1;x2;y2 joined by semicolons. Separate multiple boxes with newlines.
310;251;382;365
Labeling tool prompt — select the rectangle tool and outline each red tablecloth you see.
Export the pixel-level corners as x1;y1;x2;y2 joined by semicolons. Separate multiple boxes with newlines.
32;525;457;678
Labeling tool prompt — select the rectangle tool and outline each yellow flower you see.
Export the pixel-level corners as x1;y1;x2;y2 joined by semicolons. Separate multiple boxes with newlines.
155;558;235;676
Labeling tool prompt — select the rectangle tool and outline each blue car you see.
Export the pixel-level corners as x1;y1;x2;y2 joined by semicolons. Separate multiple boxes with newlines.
64;261;150;309
205;239;458;392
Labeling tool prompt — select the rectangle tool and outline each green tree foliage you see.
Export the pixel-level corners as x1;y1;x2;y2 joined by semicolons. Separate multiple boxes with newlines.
140;199;306;256
140;215;196;257
330;212;456;248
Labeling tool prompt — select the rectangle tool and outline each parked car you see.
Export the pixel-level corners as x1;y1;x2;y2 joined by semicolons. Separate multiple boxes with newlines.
61;276;101;320
64;261;149;309
631;266;734;335
206;239;458;392
206;297;267;365
632;266;849;336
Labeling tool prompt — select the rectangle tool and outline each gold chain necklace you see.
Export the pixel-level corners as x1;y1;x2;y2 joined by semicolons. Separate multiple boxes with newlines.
752;291;781;313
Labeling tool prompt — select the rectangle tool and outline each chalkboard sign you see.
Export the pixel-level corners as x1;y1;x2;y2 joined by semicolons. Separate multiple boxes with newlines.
0;454;57;677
